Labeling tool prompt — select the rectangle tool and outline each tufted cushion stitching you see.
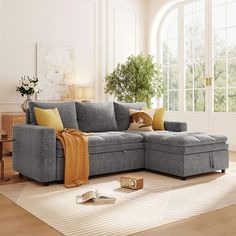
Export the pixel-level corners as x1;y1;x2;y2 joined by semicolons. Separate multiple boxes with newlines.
56;132;144;149
142;132;227;147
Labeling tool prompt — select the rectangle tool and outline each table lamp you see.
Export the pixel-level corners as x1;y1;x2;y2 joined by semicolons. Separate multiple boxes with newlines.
0;129;7;139
69;85;94;102
77;87;94;102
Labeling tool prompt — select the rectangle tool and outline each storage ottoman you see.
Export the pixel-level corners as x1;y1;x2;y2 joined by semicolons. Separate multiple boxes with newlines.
144;132;229;179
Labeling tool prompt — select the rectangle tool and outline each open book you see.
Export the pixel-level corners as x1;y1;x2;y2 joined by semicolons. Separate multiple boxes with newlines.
76;190;117;204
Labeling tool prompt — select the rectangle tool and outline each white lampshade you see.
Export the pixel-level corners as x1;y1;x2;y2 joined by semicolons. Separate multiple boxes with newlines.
76;87;94;100
69;84;95;101
0;129;6;136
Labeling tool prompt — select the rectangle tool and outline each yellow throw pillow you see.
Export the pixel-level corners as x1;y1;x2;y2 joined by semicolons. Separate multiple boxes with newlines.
152;107;165;130
128;109;153;131
34;107;64;131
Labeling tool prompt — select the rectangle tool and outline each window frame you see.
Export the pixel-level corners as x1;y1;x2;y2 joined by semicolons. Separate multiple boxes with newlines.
158;0;236;113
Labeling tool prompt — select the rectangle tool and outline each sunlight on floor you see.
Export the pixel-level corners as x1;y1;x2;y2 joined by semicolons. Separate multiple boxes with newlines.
230;152;236;162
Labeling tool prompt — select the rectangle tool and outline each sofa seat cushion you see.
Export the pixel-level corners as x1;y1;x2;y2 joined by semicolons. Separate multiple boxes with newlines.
140;131;228;155
142;132;227;145
56;132;144;156
88;132;143;146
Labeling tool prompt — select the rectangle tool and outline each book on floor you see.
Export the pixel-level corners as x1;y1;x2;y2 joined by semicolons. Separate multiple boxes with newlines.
76;190;117;204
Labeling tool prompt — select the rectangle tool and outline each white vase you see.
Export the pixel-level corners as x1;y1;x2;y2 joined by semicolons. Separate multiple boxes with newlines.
21;95;32;113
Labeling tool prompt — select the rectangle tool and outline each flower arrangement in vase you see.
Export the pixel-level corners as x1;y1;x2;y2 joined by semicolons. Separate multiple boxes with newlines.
16;75;41;112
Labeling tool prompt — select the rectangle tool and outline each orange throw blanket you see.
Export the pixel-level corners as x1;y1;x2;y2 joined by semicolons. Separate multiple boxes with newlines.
56;129;89;188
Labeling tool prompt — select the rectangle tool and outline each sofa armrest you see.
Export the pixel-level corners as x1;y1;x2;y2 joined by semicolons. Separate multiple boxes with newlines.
164;121;187;132
12;124;56;183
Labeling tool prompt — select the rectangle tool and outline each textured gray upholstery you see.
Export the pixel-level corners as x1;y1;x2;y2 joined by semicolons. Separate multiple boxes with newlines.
57;131;143;148
57;143;144;157
145;142;228;155
25;109;30;124
144;132;229;177
164;121;187;132
56;132;144;156
56;149;144;179
113;102;146;131
28;101;78;129
12;101;229;183
76;102;118;132
145;149;229;177
89;149;144;176
141;132;227;146
13;124;56;182
89;143;143;154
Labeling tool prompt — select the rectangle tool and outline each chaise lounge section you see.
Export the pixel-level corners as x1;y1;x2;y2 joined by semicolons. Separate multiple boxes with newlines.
12;101;229;184
144;132;229;179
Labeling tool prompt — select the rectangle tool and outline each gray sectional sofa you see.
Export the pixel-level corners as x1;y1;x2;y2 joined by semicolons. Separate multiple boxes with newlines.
12;101;229;184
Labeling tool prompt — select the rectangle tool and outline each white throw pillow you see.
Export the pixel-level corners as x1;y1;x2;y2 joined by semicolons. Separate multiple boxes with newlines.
128;109;153;131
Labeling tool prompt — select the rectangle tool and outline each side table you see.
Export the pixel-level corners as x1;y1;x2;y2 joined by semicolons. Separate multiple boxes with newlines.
2;113;25;154
0;138;14;182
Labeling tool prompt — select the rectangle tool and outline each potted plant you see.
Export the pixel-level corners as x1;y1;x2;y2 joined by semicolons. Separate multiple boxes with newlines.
105;54;163;108
16;75;41;112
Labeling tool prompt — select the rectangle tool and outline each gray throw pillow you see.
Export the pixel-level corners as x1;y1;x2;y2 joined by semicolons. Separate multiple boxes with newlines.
113;102;146;131
75;102;118;132
28;101;78;129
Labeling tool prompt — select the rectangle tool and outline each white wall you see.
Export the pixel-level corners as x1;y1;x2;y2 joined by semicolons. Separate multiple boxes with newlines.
0;0;147;124
146;0;185;57
0;0;97;115
146;0;166;28
105;0;147;101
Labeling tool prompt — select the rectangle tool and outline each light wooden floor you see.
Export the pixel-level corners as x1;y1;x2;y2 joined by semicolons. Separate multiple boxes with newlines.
0;194;61;236
1;153;236;236
0;156;61;236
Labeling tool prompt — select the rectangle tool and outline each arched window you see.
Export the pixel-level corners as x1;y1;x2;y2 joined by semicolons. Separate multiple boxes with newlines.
161;9;179;111
159;0;236;113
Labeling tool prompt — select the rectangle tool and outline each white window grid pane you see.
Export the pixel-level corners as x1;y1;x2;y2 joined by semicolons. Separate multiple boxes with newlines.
161;8;179;111
184;1;205;112
227;2;236;27
213;0;236;112
160;0;236;113
213;5;226;30
213;0;225;7
184;0;204;15
162;9;178;41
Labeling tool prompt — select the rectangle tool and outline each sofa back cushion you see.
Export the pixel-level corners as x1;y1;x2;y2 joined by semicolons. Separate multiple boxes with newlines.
75;102;118;132
28;101;78;129
113;102;146;131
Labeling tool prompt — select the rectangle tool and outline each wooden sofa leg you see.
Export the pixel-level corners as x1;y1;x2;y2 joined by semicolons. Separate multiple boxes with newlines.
43;182;50;186
222;169;226;173
181;177;187;180
19;173;23;178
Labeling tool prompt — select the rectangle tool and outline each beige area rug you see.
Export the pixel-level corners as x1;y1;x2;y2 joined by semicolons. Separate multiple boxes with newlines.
1;170;236;236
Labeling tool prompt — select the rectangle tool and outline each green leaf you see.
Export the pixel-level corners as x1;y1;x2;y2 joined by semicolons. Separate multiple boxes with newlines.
105;54;163;108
